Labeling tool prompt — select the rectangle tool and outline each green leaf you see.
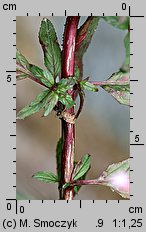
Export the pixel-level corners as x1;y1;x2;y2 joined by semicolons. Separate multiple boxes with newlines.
57;77;76;92
16;49;49;87
16;71;28;80
62;183;70;189
73;154;91;181
39;18;61;78
74;63;80;79
43;92;58;116
101;71;130;105
58;93;75;109
75;17;100;78
121;32;130;72
76;16;100;57
16;49;29;70
17;90;50;119
73;167;87;195
29;64;54;88
56;138;63;181
74;182;83;195
102;16;129;30
80;80;99;92
32;171;58;183
16;49;30;80
97;159;130;199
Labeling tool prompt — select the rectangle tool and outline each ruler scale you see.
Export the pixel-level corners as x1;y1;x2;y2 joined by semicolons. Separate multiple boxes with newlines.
0;0;146;231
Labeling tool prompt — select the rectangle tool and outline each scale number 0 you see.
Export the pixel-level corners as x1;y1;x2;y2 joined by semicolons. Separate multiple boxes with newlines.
6;202;25;214
122;3;127;10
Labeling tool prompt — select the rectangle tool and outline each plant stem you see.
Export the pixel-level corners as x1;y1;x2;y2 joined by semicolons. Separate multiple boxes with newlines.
60;16;80;200
90;76;129;86
90;81;106;86
71;179;100;186
75;91;84;119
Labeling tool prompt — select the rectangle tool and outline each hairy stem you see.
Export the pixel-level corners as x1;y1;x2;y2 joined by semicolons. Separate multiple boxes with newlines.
60;16;80;200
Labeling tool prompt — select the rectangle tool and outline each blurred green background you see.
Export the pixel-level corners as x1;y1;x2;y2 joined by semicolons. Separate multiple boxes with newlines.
16;17;129;200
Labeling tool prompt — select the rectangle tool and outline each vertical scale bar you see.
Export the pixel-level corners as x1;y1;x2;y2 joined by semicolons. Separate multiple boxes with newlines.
129;6;134;197
0;5;17;200
12;17;16;193
128;5;145;206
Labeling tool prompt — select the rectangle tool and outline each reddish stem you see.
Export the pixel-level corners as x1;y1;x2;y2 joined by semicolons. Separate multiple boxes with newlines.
75;91;84;119
71;179;100;186
90;81;105;86
61;16;80;200
62;17;80;77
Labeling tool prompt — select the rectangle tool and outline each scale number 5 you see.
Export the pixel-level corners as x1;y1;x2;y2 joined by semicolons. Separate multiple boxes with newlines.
7;74;12;82
135;135;140;143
